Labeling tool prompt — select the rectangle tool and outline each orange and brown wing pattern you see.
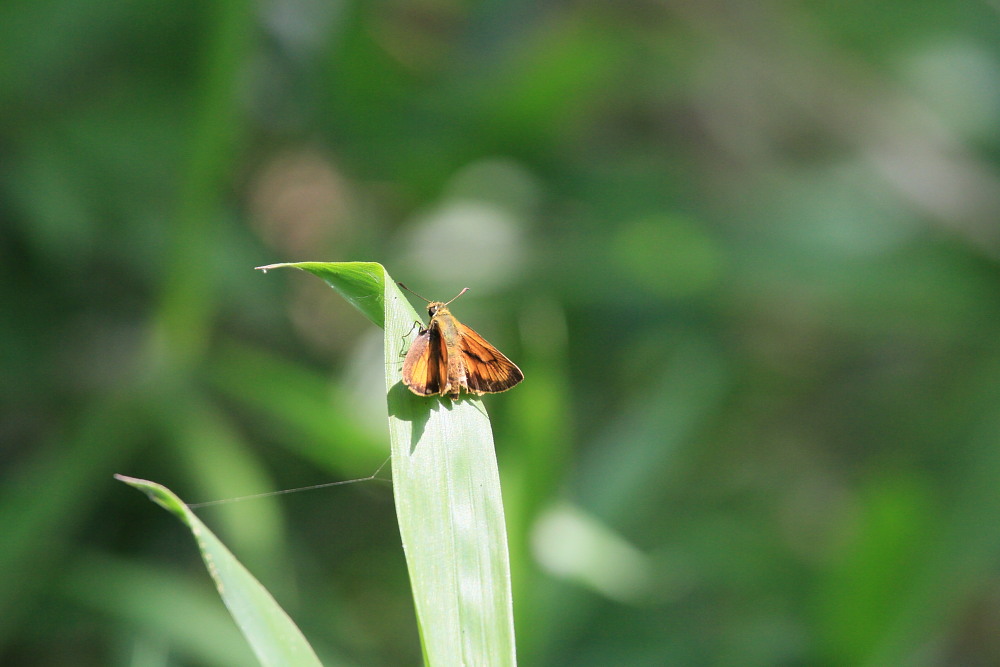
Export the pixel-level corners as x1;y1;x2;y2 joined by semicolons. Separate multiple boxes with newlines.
456;324;524;395
402;325;446;396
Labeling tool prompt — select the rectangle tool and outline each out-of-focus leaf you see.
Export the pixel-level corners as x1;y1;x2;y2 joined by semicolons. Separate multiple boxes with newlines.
64;552;259;667
207;341;385;471
0;399;142;644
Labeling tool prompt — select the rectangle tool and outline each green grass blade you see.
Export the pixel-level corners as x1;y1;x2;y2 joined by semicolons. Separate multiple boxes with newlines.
114;475;323;667
264;261;517;666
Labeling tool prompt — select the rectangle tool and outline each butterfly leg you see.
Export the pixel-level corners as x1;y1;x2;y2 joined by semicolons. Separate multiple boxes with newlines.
399;321;426;357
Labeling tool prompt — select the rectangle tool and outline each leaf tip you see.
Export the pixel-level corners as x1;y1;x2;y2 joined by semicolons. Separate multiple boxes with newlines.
114;473;143;486
255;263;292;273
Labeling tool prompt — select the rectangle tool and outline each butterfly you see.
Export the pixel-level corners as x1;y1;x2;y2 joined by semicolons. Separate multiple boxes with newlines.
399;283;524;399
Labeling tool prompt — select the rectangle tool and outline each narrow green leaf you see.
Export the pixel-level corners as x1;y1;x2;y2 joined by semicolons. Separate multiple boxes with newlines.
114;475;323;667
256;261;385;327
262;261;517;665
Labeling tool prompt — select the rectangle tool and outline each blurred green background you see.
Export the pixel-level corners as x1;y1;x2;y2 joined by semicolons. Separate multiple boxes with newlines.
4;0;1000;665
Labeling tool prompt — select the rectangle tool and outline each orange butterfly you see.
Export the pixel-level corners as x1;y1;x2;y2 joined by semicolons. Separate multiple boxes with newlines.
399;283;524;399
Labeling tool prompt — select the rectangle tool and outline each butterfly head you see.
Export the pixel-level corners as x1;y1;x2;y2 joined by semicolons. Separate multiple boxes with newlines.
397;283;470;319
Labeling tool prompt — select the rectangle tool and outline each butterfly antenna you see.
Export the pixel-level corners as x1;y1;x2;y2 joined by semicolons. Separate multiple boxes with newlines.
397;282;431;303
444;287;470;305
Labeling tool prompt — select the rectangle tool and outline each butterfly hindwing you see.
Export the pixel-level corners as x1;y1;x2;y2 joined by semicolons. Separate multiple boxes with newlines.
402;326;443;396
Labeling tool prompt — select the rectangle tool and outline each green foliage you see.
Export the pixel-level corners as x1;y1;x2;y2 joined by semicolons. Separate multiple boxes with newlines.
6;0;1000;664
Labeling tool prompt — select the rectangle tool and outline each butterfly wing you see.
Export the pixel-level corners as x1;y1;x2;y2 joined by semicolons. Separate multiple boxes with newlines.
456;324;524;395
402;324;448;396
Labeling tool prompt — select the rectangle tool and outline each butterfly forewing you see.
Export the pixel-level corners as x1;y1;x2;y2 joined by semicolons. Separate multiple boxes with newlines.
458;325;524;395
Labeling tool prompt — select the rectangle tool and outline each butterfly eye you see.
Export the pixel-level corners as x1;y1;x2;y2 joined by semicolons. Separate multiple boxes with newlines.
428;305;438;316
